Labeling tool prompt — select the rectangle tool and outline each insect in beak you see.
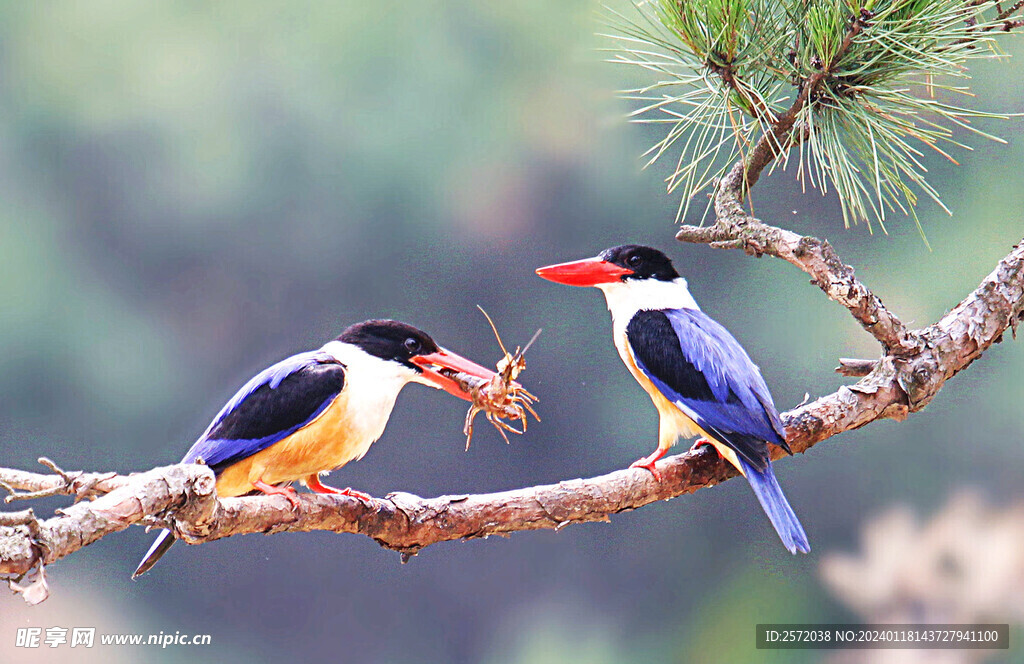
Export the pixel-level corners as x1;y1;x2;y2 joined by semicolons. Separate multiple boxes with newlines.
445;306;541;450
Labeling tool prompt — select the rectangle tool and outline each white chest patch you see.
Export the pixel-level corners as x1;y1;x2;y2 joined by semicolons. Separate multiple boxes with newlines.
213;342;420;493
598;277;699;341
320;340;416;460
598;278;705;447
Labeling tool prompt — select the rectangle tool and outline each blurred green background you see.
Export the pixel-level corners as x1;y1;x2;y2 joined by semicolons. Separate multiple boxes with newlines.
1;2;1022;663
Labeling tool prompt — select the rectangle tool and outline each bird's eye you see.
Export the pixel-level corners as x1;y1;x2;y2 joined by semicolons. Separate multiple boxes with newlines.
627;254;643;267
403;338;421;353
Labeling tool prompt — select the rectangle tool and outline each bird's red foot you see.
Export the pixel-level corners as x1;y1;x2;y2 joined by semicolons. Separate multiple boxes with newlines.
630;448;668;482
337;487;375;504
688;437;719;457
253;479;301;509
305;474;375;505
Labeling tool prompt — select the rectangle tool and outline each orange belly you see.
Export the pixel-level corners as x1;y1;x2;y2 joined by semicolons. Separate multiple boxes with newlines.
213;389;378;497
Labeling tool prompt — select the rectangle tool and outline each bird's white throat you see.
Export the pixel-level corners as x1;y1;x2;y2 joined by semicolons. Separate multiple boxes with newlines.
596;277;699;326
319;340;419;443
320;340;419;387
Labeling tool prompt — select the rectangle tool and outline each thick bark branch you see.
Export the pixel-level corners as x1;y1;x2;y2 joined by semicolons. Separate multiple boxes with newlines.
0;464;216;577
679;163;922;356
1;237;1020;595
1;0;1021;610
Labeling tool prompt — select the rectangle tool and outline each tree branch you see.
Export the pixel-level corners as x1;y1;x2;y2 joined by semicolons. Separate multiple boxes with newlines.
1;237;1021;600
958;0;1024;41
835;358;878;377
678;159;922;356
672;16;924;358
0;464;216;578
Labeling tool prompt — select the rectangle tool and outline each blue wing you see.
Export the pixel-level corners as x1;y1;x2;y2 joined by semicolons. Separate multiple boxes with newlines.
626;308;788;472
182;350;346;473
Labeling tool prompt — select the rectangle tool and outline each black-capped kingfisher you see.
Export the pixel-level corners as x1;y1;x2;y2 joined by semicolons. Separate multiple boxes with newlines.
134;319;500;577
536;245;809;554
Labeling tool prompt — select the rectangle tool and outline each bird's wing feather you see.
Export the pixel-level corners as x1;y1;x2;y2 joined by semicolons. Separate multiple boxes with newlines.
182;350;346;473
626;308;786;471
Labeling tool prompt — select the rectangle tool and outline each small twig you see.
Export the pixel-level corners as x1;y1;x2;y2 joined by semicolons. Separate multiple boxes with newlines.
3;458;87;503
678;200;921;355
0;510;37;532
71;473;119;503
835;358;879;377
5;486;68;503
957;0;1024;43
0;464;127;502
37;457;71;479
997;0;1024;22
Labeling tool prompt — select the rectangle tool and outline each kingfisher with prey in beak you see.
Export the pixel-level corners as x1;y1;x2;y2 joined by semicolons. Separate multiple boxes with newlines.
536;245;809;554
134;319;500;577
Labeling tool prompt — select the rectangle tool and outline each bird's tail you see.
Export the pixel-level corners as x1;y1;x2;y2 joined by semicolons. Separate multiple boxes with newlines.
738;458;810;554
133;529;176;578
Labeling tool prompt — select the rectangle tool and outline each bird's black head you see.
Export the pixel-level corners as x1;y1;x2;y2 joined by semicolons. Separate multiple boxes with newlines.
337;320;440;369
600;245;679;282
336;319;500;402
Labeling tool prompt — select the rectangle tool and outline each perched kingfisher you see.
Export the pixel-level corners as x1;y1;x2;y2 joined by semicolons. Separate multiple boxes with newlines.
536;245;809;553
134;319;500;577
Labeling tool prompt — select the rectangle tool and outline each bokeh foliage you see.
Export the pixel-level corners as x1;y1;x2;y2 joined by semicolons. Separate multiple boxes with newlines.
0;2;1022;663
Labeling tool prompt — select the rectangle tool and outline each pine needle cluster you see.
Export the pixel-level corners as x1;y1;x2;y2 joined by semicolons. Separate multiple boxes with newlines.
609;0;1017;233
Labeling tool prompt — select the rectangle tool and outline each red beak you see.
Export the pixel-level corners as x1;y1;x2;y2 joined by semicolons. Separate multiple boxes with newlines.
535;257;632;287
411;348;499;401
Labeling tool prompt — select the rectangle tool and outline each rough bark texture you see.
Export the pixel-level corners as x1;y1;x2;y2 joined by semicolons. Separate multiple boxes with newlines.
0;465;216;577
680;162;922;356
5;11;1024;595
0;234;1020;587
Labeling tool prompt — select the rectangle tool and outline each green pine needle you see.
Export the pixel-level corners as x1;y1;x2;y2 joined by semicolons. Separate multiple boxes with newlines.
607;0;1012;233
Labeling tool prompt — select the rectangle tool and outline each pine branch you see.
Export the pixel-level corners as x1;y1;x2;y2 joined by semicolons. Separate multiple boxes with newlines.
835;358;879;377
612;0;1015;230
2;238;1021;603
680;158;922;355
958;0;1024;39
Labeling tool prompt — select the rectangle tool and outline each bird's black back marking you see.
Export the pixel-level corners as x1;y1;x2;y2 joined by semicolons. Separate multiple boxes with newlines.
206;361;346;443
627;309;768;471
626;310;742;406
